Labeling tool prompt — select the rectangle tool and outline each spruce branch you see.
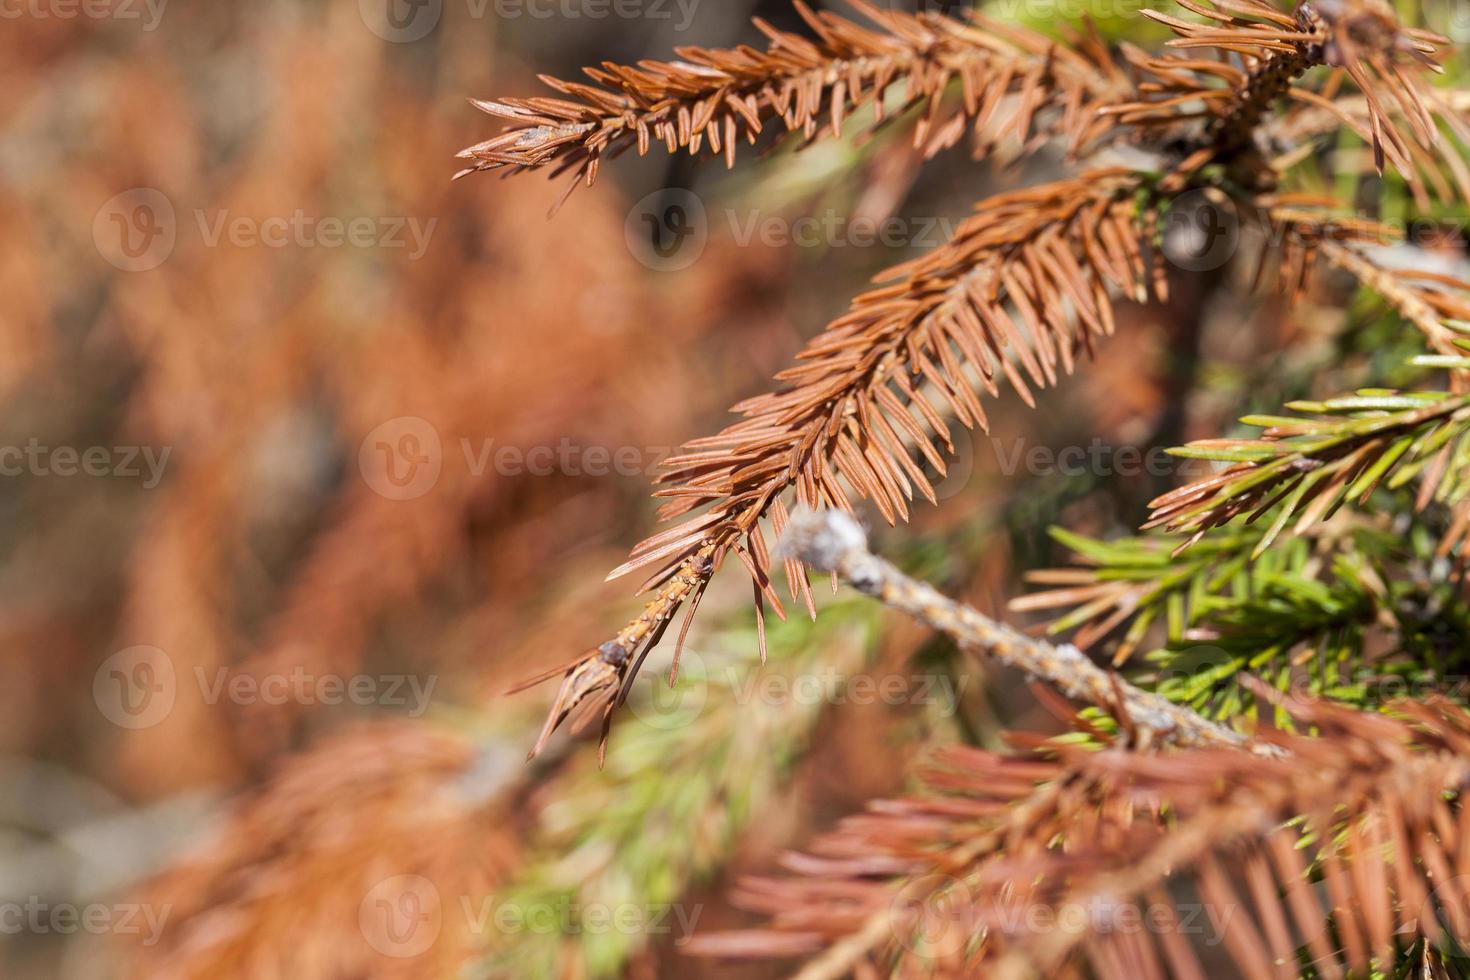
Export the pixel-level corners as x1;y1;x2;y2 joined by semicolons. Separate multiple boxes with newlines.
456;1;1132;206
516;169;1164;759
1270;90;1470;204
779;507;1254;753
690;696;1470;978
1147;389;1470;547
129;722;522;978
1013;512;1470;720
475;601;880;978
1013;521;1298;664
1123;0;1461;194
464;0;1470;758
1259;202;1470;356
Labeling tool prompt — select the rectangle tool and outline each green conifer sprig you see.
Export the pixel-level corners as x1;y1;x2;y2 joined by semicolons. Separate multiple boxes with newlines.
473;601;880;979
1147;389;1470;551
1017;505;1470;720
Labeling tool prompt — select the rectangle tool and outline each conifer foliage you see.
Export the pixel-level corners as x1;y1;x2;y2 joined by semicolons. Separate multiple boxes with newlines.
464;0;1470;974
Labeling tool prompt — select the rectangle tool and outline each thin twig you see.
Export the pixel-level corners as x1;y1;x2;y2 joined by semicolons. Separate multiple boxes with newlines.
780;508;1276;755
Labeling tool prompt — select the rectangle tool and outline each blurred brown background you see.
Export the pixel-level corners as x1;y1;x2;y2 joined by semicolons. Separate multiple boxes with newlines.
0;0;1283;976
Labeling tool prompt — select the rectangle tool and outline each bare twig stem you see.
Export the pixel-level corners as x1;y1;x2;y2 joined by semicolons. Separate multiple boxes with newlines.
780;508;1268;754
1207;46;1317;156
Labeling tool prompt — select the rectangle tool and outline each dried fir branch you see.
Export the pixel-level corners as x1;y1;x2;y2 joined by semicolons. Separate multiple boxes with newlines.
1291;0;1466;194
129;722;521;979
1257;201;1470;356
468;0;1470;755
1269;90;1470;202
456;1;1134;204
780;508;1253;752
1115;0;1461;195
690;695;1470;979
516;168;1164;759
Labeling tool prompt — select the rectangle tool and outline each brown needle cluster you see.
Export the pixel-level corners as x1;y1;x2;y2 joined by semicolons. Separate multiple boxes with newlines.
688;694;1470;978
456;1;1132;205
461;0;1469;758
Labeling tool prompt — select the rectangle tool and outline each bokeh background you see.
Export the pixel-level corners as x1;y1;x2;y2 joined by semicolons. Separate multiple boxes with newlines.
5;0;1462;977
